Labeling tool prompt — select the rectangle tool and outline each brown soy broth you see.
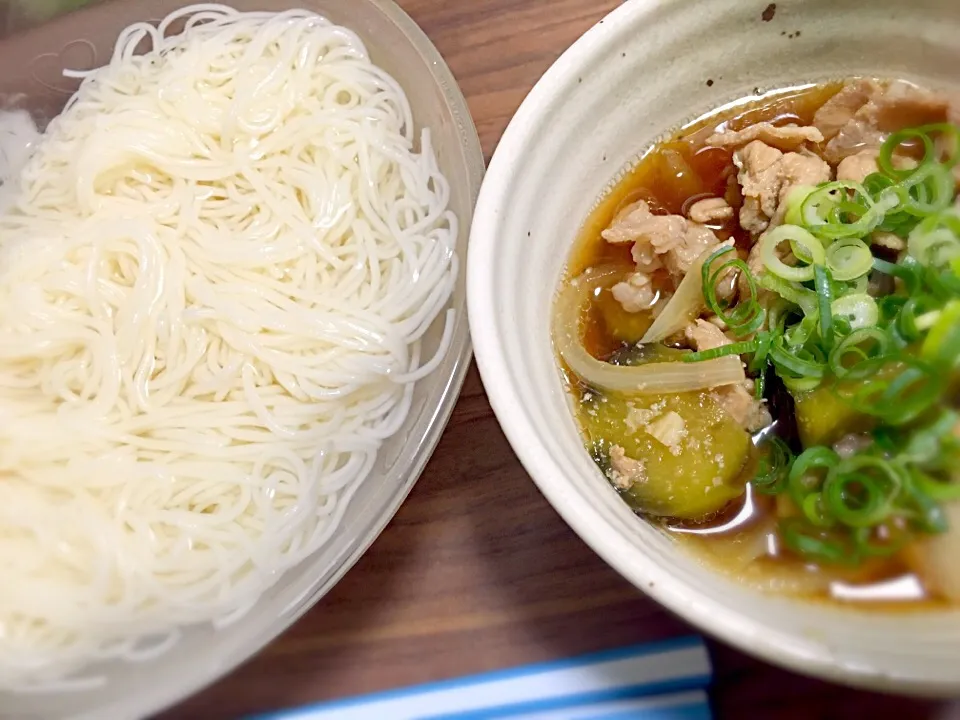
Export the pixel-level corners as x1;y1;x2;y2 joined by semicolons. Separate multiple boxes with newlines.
563;81;939;607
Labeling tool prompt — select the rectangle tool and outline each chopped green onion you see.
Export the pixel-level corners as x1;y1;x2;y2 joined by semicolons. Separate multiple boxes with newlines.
879;127;935;180
846;274;871;297
826;238;873;281
898;409;959;465
830;293;879;331
682;339;760;362
748;331;775;373
863;172;897;197
873;256;922;294
852;524;912;557
914;310;941;332
898;163;955;217
909;224;960;268
759;273;818;316
864;173;921;236
910;468;960;503
788;446;840;507
814;265;834;350
838;356;942;426
676;122;960;561
899;468;950;535
877;295;908;328
828;327;889;378
783;185;818;227
897;293;941;341
921;298;960;370
925;264;960;299
753;436;794;495
761;225;825;282
801;492;834;527
769;336;825;380
823;455;901;528
701;245;766;338
781;375;822;393
801;181;898;240
779;518;858;565
910;229;960;268
784;312;820;348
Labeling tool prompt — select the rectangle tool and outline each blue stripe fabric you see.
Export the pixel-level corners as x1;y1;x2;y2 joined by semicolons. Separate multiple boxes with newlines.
578;699;712;720
252;637;712;720
423;677;712;720
478;690;710;720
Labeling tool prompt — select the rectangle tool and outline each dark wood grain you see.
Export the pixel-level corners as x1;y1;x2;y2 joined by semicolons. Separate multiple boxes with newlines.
163;1;954;718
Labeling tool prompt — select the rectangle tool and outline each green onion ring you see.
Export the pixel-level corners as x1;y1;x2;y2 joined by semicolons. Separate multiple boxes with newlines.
815;265;834;350
770;338;826;380
830;293;879;332
910;468;960;503
921;299;960;369
701;245;766;337
873;256;922;293
879;128;935;180
682;340;760;362
761;225;825;282
779;518;858;565
753;436;794;495
899;163;955;217
841;357;942;426
788;446;840;507
898;293;941;342
802;181;897;240
759;273;818;316
823;456;902;528
801;492;835;528
852;525;911;558
826;238;873;281
828;327;889;378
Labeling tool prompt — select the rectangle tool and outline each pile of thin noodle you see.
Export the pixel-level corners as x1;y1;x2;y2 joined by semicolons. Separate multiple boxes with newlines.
0;4;457;690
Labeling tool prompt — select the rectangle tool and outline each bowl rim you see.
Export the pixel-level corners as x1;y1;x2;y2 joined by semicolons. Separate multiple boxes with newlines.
468;0;955;697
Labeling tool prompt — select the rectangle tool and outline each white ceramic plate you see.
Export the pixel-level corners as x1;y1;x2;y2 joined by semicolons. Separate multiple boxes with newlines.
469;0;960;697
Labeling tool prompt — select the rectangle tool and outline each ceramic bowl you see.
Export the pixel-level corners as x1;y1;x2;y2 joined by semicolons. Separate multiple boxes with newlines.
468;0;960;696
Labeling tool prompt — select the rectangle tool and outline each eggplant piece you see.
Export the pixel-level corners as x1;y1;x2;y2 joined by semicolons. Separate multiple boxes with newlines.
579;389;753;520
793;386;875;449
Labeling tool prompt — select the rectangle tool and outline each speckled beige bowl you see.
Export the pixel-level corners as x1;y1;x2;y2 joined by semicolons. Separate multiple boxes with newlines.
469;0;960;697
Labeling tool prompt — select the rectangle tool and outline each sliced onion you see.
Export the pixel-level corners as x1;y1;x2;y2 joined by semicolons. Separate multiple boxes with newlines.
831;293;879;331
554;267;746;393
640;244;730;344
761;225;825;282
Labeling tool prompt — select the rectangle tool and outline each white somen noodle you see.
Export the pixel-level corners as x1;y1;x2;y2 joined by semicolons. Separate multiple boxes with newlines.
0;4;457;689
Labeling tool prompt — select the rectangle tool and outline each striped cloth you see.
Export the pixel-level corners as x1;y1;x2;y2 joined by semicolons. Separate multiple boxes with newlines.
254;636;712;720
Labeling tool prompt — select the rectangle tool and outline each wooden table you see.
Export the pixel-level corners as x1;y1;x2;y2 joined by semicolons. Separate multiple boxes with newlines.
164;1;952;717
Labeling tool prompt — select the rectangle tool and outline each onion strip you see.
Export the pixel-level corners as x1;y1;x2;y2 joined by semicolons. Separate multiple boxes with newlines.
554;268;745;393
640;243;731;344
